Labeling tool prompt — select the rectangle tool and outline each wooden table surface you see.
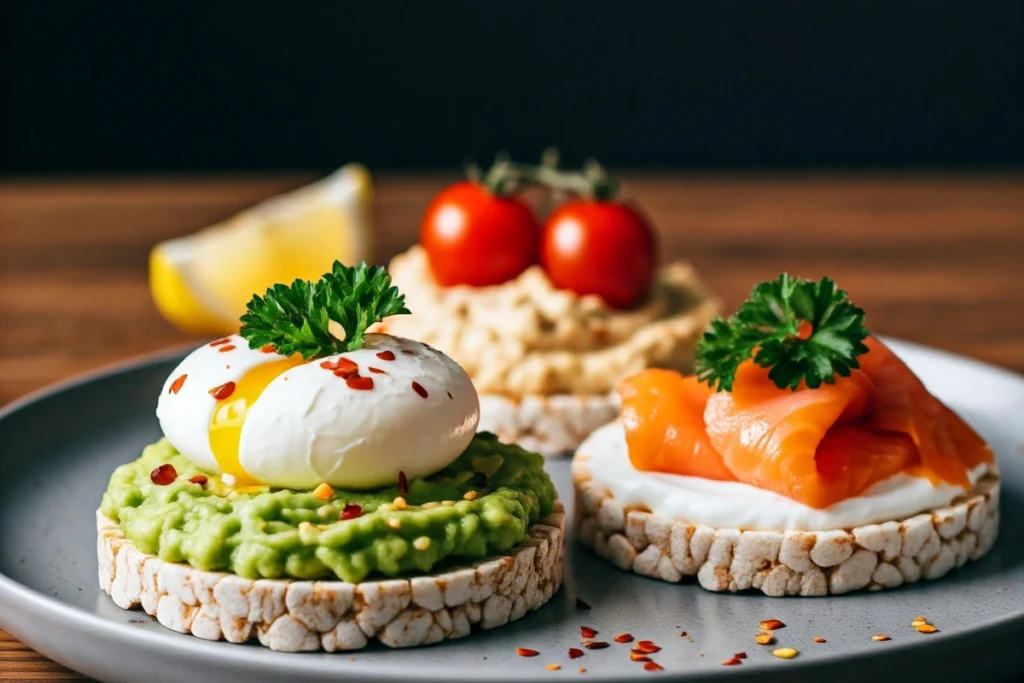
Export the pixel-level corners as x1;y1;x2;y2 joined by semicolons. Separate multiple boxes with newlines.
0;172;1022;680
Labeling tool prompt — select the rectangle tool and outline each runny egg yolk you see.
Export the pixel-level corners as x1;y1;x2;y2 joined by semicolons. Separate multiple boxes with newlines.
209;356;304;486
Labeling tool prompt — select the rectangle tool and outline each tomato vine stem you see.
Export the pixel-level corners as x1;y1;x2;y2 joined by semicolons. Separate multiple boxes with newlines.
466;148;621;200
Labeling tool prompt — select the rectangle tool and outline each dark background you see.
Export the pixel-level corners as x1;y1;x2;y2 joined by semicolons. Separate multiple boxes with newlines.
2;1;1022;174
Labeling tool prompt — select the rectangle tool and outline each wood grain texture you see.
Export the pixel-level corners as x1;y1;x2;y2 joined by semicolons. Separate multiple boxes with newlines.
0;172;1022;680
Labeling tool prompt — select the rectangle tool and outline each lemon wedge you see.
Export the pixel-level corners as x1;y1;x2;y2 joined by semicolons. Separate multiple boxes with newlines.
150;164;373;334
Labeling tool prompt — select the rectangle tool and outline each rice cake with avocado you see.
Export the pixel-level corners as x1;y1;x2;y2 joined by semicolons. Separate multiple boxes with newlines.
98;262;564;650
101;434;556;583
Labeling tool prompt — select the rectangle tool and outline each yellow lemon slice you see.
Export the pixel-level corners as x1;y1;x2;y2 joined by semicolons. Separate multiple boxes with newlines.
150;164;373;334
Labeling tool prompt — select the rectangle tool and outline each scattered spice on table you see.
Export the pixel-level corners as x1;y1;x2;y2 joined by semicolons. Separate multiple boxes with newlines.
759;619;786;631
635;640;661;654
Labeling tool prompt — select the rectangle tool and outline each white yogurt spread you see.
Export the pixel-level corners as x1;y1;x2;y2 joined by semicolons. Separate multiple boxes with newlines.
581;422;989;531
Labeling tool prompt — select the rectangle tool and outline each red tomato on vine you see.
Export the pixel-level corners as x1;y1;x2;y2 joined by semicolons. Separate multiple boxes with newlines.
420;181;540;287
541;199;656;309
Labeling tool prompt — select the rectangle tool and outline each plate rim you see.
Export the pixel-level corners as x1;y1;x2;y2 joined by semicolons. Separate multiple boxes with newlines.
1;337;1023;683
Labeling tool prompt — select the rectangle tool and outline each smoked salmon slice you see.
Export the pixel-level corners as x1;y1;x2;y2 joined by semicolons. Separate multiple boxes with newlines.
621;370;736;482
621;337;993;508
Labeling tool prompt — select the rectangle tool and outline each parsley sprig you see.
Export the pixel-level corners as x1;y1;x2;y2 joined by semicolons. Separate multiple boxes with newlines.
239;262;410;359
695;273;869;392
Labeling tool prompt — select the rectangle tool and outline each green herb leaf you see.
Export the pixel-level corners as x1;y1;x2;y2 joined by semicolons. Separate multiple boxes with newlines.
695;273;869;392
239;262;410;359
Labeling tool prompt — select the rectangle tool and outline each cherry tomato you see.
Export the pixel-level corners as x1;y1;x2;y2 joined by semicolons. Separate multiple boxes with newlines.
541;200;656;309
420;181;540;287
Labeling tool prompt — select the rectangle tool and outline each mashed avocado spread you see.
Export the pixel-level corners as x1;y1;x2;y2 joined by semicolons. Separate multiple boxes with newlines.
100;433;556;583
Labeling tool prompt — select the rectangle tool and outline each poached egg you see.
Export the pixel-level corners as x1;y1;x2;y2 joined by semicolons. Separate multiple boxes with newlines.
156;333;480;490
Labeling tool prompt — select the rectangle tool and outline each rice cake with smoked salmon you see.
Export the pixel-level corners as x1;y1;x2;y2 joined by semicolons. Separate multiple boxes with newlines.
573;431;999;595
571;337;1000;595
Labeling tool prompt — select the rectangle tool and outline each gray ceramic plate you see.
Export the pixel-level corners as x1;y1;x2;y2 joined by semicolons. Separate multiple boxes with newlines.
1;340;1023;683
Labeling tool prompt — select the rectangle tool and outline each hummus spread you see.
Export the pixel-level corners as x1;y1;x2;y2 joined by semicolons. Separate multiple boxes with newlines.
382;246;719;396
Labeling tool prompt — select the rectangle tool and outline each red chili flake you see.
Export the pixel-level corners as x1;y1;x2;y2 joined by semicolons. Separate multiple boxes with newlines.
411;381;429;399
568;648;584;660
209;338;232;347
169;374;187;394
188;475;208;486
583;641;609;650
215;345;234;353
398;471;409;496
323;357;359;378
516;648;539;658
375;350;396;361
643;662;663;672
630;652;650;662
576;598;591;610
368;367;386;374
614;633;634;644
759;619;786;631
346;376;374;391
812;636;827;644
721;657;742;666
150;464;178;486
635;641;661;654
580;626;598;639
340;504;363;520
260;344;276;353
679;632;688;638
734;652;747;659
208;381;236;400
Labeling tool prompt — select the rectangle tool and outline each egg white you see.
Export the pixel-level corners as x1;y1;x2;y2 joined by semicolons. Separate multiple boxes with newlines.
156;333;480;490
239;334;479;489
156;336;289;473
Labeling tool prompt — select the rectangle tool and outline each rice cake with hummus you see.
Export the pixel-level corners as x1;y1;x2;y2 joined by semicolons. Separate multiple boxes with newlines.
385;248;717;455
382;155;719;455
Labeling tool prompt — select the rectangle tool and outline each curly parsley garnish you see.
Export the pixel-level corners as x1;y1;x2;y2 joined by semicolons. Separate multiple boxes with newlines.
239;262;410;359
695;273;869;392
